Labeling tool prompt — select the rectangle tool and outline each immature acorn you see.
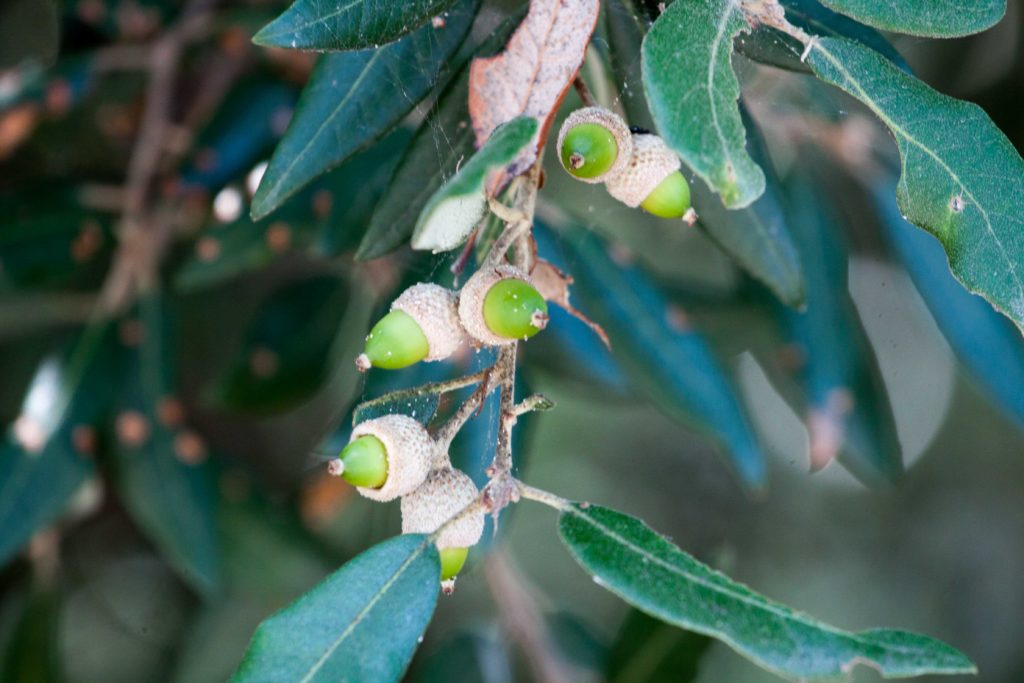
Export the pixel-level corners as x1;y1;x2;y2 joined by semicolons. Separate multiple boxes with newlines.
328;414;435;502
605;133;692;220
458;265;549;346
356;283;467;372
557;107;634;184
401;467;485;592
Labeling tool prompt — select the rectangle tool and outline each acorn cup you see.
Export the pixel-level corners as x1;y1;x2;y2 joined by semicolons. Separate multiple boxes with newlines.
328;414;435;502
458;265;549;346
356;283;467;372
557;107;634;184
605;133;693;220
401;466;485;593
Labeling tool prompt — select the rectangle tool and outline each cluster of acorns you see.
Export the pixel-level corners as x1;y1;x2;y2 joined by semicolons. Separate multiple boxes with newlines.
334;267;550;590
557;107;693;220
331;107;689;591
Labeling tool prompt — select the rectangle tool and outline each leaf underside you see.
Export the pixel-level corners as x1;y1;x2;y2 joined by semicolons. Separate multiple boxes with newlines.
412;116;537;252
642;0;765;209
560;503;977;681
254;0;460;51
808;37;1024;336
815;0;1005;38
250;0;477;220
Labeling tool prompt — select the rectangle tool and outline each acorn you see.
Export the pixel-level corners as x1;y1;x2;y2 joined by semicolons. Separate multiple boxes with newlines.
557;107;633;184
401;466;485;592
356;283;467;372
458;265;549;346
328;414;435;502
605;133;692;220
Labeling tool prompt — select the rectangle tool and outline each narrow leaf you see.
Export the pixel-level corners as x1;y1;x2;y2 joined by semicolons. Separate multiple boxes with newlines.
642;0;765;209
0;325;114;568
231;535;439;683
560;503;977;681
357;11;528;260
696;109;804;306
815;0;1005;38
872;181;1024;430
412;116;537;252
545;224;766;487
807;38;1024;334
468;0;599;173
254;0;459;51
780;171;901;481
251;0;476;219
735;0;908;74
111;295;220;594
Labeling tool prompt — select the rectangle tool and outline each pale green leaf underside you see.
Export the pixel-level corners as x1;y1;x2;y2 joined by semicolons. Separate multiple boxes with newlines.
412;116;537;252
808;38;1024;335
231;535;439;683
642;0;765;209
254;0;459;51
560;504;976;681
251;1;475;220
815;0;1005;38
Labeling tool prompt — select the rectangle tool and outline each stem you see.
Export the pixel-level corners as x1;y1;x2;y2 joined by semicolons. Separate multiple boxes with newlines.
357;370;489;424
572;76;597;108
434;368;500;450
517;483;572;511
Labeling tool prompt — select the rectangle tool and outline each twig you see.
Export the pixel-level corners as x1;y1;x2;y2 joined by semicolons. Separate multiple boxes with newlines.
513;394;554;417
517;482;572;511
434;368;501;450
485;552;578;683
572;76;597;108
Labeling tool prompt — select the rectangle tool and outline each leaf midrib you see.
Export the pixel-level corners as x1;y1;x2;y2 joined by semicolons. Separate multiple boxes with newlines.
297;538;430;683
810;40;1024;301
257;0;365;41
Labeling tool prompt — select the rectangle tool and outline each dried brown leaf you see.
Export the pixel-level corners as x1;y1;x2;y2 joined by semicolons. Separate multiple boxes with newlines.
531;258;610;349
468;0;599;176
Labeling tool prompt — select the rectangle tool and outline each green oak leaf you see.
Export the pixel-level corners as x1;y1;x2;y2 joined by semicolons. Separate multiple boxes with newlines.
250;0;477;220
231;535;440;683
254;0;460;51
642;0;765;209
815;0;1005;38
560;503;977;681
411;116;537;253
807;37;1024;335
736;0;908;74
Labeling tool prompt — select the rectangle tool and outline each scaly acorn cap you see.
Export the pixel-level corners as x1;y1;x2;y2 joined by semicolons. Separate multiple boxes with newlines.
401;467;484;550
340;414;435;502
356;283;467;372
557;107;634;184
605;133;682;208
458;265;548;346
392;283;466;361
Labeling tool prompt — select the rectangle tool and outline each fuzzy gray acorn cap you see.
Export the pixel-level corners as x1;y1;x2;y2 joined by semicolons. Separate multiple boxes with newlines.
401;467;484;550
349;414;435;502
605;133;682;208
392;283;467;362
458;265;543;346
557;107;634;184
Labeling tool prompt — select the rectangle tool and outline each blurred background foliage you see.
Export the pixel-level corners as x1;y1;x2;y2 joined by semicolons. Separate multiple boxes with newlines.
1;0;1023;682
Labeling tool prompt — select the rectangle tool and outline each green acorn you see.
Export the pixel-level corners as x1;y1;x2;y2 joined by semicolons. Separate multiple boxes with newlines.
458;266;548;346
557;107;633;184
356;283;467;372
401;466;484;593
605;133;693;221
328;414;436;502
